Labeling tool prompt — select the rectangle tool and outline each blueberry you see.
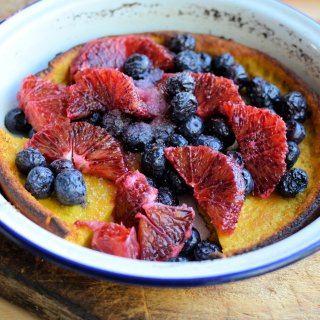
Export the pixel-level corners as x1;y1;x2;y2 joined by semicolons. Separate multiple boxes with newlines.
277;91;307;122
146;176;157;188
28;128;36;139
226;151;244;167
193;240;222;261
141;142;166;179
83;112;103;126
15;147;46;174
180;228;201;257
168;133;189;147
123;54;151;80
248;77;281;109
286;120;306;144
174;50;202;73
54;169;87;205
166;256;190;262
204;117;235;147
286;141;300;169
151;119;176;144
222;63;249;88
5;108;31;135
167;34;196;53
50;159;74;175
178;115;203;140
123;122;153;152
194;134;224;151
157;186;179;206
101;110;130;139
242;168;254;196
212;53;235;74
25;166;54;199
277;168;308;197
170;92;198;123
163;169;187;195
166;73;196;97
198;52;212;72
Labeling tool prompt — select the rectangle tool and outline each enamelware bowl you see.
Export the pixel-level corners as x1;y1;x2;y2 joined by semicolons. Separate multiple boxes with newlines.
0;0;320;287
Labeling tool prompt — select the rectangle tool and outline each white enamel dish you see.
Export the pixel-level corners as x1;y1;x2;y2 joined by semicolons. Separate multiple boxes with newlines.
0;0;320;287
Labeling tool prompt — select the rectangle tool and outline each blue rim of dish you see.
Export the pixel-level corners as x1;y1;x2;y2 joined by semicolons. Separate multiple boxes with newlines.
1;218;320;287
0;0;319;287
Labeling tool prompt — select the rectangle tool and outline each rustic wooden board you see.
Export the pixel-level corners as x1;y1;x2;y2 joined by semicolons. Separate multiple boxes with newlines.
1;0;320;319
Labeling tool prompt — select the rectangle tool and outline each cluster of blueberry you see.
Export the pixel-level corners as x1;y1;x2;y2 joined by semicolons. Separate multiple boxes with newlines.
167;227;222;262
15;147;87;205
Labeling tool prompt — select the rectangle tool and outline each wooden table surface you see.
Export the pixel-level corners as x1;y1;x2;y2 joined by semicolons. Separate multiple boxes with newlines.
0;1;320;319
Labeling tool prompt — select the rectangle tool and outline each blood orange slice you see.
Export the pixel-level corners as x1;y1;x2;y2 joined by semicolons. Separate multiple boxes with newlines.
137;203;195;261
67;69;150;120
17;75;69;131
113;171;158;227
165;146;245;234
192;73;244;119
70;35;174;77
27;122;127;181
224;102;287;198
75;221;140;259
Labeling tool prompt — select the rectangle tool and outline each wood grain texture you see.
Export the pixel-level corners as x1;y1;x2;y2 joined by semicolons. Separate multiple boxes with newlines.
1;0;320;319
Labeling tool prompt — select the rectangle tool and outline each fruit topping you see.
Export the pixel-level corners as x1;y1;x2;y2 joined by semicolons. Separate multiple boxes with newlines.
157;186;179;206
28;128;36;139
67;69;150;120
146;176;157;188
123;54;151;80
25;166;54;199
226;151;244;167
167;34;196;53
277;91;307;122
112;170;158;227
165;146;245;234
122;122;154;152
193;240;222;261
166;72;196;97
242;168;254;196
224;102;287;198
141;142;166;179
180;227;201;257
198;52;213;73
49;159;74;175
137;202;195;261
193;134;224;151
170;92;198;123
81;112;103;126
174;50;202;73
5;108;31;135
166;256;190;262
150;118;176;143
163;169;188;195
17;75;69;131
15;147;46;174
277;168;308;197
27;122;127;181
285;141;300;169
54;169;87;205
212;53;235;74
75;221;140;259
70;35;174;77
247;77;281;110
168;133;189;147
204;116;235;147
101;110;131;139
192;73;244;119
178;115;204;141
221;63;249;88
286;120;306;144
